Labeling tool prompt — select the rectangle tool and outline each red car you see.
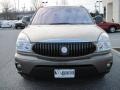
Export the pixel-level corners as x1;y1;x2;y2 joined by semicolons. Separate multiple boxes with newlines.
97;21;120;33
95;15;120;33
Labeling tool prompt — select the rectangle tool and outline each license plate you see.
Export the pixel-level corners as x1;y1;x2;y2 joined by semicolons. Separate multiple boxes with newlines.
54;69;75;78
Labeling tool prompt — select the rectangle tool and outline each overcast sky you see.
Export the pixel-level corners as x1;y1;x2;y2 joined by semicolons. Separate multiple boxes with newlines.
0;0;103;13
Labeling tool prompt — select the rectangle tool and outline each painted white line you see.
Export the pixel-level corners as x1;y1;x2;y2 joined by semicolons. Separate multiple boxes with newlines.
112;49;120;56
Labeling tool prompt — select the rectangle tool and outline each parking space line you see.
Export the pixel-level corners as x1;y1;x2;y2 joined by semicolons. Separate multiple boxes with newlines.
112;49;120;56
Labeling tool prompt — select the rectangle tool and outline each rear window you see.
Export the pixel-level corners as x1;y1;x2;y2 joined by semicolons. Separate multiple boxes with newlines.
31;6;94;25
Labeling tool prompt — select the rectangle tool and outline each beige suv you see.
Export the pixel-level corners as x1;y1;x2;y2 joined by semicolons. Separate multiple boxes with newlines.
15;6;113;79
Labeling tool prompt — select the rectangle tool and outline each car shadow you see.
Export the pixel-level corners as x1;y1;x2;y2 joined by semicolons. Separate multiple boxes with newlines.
24;74;106;83
108;30;120;34
21;74;107;90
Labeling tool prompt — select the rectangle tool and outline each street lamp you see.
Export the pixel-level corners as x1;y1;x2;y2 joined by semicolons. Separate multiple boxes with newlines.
95;0;102;14
42;1;48;7
95;2;98;12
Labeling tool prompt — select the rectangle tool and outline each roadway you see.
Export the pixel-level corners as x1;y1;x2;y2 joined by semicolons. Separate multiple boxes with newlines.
0;29;120;90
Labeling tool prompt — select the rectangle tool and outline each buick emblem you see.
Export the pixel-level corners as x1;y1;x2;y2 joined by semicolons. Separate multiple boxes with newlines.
61;47;68;54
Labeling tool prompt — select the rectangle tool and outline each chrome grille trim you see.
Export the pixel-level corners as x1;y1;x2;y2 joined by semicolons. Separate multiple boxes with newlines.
32;42;96;57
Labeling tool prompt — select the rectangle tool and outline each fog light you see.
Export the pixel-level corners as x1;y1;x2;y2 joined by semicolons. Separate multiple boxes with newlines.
17;64;22;69
107;63;112;68
16;63;22;70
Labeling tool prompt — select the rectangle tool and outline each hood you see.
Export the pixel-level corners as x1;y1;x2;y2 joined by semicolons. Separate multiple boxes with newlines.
22;25;104;42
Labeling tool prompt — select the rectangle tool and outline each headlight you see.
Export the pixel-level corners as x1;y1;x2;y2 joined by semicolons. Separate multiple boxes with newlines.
16;33;32;52
96;33;111;52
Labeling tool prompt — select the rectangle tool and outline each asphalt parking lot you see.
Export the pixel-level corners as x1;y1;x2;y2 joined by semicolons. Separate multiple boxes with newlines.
0;29;120;90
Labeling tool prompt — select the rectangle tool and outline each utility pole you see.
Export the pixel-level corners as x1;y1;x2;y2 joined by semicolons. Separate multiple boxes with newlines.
62;0;67;5
95;0;102;14
14;0;16;12
18;0;19;11
22;3;26;13
95;2;97;12
56;0;58;5
98;0;102;13
63;0;65;5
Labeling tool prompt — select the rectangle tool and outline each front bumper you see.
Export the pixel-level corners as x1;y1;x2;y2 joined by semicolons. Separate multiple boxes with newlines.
15;52;113;76
15;23;25;28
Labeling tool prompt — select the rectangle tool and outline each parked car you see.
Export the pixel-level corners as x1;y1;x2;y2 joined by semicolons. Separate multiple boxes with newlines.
0;20;15;28
15;6;113;79
95;15;120;33
15;16;31;29
0;21;2;28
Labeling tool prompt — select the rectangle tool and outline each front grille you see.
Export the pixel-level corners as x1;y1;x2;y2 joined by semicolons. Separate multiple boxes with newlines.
32;42;96;57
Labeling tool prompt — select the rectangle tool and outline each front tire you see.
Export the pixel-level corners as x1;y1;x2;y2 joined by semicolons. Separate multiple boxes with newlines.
109;26;116;33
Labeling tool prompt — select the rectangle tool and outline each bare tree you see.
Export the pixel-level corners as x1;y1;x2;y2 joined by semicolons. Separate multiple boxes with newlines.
0;0;11;12
0;0;12;19
31;0;43;11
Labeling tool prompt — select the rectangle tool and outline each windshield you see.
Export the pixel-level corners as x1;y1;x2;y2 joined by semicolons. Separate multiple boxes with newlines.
31;6;94;25
22;16;31;22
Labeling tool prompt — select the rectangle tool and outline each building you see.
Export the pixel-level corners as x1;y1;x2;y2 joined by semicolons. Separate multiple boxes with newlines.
103;0;120;23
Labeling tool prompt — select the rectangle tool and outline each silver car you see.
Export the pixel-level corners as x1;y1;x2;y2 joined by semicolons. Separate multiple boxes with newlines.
15;6;113;79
